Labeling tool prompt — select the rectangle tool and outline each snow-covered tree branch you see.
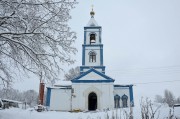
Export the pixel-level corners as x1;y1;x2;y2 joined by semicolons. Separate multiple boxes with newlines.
64;66;80;81
0;0;77;87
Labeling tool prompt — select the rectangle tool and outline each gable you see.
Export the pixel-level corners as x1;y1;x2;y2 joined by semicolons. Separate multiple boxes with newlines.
71;68;114;83
78;72;106;80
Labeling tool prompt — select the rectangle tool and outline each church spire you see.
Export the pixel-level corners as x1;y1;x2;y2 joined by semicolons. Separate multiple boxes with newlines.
90;5;95;18
81;6;104;74
87;5;98;26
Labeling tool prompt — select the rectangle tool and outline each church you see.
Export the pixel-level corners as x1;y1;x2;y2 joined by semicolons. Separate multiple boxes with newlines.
46;9;134;111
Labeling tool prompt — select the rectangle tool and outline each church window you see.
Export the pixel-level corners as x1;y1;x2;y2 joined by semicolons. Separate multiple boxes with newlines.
89;51;96;62
122;94;128;107
90;34;96;44
114;94;120;108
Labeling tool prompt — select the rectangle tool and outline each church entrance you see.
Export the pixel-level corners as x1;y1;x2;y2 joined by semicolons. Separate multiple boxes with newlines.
88;92;97;111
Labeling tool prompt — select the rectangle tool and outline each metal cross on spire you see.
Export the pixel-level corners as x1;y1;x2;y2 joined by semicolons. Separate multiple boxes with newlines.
91;4;94;11
90;4;95;17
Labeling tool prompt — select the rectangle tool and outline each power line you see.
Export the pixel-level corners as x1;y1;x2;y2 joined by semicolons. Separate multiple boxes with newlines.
105;65;180;76
105;65;180;85
132;79;180;85
106;65;180;72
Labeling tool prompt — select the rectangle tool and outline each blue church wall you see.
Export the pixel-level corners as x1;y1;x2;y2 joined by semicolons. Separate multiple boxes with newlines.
80;66;105;74
46;88;51;106
99;30;102;43
129;85;134;106
82;44;103;47
84;26;101;30
84;31;86;44
100;45;103;66
82;45;85;65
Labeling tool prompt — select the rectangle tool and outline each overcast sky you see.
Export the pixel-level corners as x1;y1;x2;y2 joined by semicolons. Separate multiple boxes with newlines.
14;0;180;101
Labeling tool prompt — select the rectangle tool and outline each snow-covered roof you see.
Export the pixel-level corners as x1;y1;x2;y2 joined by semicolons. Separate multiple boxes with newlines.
87;17;98;26
53;80;72;87
2;99;23;103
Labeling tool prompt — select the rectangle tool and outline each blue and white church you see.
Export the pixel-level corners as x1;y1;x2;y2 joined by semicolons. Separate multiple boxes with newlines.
46;9;134;111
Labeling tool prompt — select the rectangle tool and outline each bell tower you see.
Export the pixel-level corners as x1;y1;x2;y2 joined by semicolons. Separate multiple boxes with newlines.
80;8;105;74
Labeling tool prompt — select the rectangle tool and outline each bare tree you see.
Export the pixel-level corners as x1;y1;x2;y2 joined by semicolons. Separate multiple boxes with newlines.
0;88;21;100
140;97;161;119
154;95;164;103
164;90;175;107
0;88;38;107
0;0;77;87
64;66;80;81
22;90;38;107
176;97;180;104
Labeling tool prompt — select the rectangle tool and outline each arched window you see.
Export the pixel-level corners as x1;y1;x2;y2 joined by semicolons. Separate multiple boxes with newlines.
90;34;96;44
89;51;96;62
114;94;120;108
122;94;128;107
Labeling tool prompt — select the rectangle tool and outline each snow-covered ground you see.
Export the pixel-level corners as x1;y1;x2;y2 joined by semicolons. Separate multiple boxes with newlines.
0;104;180;119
